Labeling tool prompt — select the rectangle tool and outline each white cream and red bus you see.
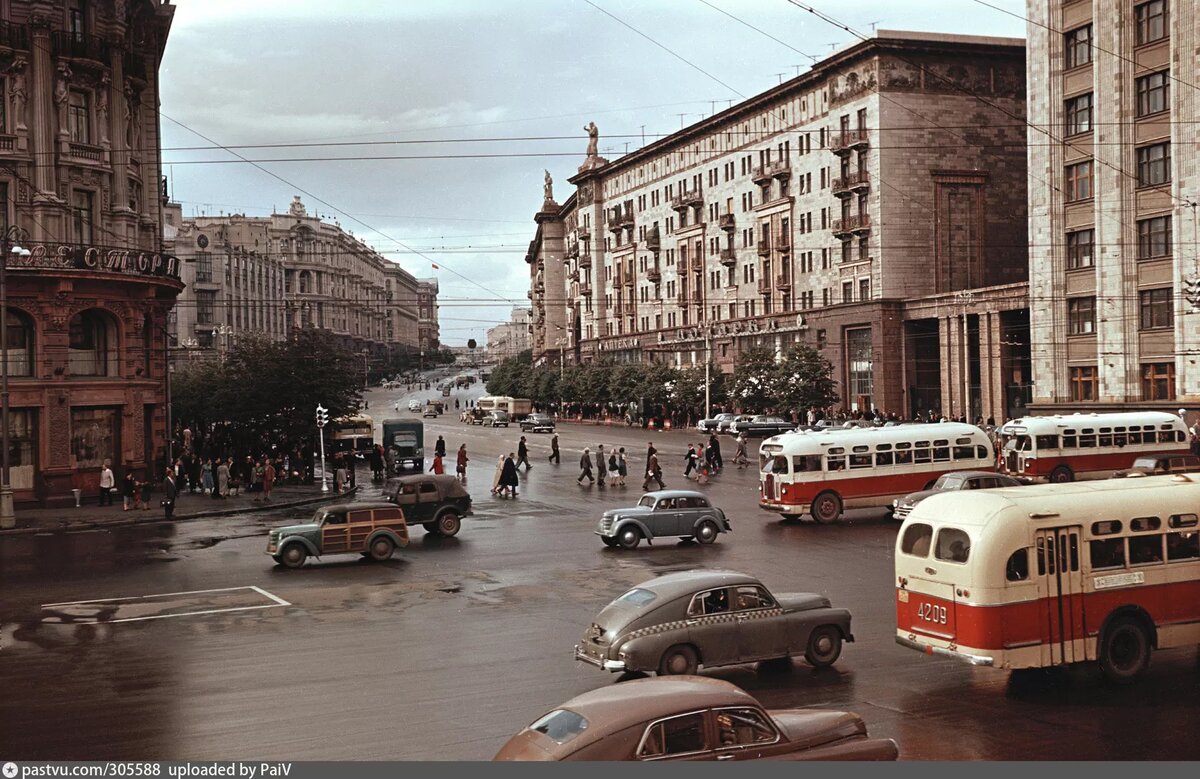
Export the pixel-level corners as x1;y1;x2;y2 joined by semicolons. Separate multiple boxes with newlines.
997;411;1189;483
895;474;1200;683
758;423;994;523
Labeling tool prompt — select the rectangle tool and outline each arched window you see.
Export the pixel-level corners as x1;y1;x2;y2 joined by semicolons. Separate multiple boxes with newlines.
4;308;35;377
68;309;119;377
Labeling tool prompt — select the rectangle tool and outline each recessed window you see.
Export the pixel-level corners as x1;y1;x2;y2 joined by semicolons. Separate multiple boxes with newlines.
1137;215;1171;259
1066;229;1094;269
1135;0;1169;46
1070;366;1098;402
1141;362;1176;401
4;308;35;377
1136;70;1170;116
1065;161;1093;202
68;90;90;144
1138;288;1172;330
1064;93;1093;135
1064;24;1092;68
1136;142;1171;186
1068;297;1096;335
68;309;118;377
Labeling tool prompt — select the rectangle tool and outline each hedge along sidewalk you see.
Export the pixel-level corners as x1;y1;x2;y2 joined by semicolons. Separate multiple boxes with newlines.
0;483;360;537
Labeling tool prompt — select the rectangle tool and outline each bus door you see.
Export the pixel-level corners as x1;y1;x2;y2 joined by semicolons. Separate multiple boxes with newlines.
1034;526;1087;666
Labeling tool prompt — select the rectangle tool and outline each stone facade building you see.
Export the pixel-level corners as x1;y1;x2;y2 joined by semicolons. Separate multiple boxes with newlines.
417;277;440;354
168;197;422;362
1;1;179;506
487;307;532;363
1028;0;1197;412
529;31;1032;421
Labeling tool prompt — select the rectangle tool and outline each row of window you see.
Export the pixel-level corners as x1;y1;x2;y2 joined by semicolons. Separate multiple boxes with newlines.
1015;425;1182;450
1068;362;1177;402
1066;287;1172;335
1064;73;1168;136
5;308;139;378
1065;216;1171;269
1064;142;1170;202
1064;1;1169;71
767;441;989;475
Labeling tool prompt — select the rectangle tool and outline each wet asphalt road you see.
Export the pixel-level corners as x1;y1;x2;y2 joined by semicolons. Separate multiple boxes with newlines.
2;376;1199;760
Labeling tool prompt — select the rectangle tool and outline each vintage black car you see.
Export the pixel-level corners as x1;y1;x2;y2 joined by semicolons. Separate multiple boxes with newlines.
729;415;795;438
381;474;472;536
520;413;556;433
597;490;730;549
575;570;853;676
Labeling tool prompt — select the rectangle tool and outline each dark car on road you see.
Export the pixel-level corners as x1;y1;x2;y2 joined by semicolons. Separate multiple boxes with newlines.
1111;453;1200;479
597;490;730;549
382;474;472;536
697;413;735;434
729;415;794;438
483;410;511;427
891;470;1027;522
520;413;556;433
494;676;898;761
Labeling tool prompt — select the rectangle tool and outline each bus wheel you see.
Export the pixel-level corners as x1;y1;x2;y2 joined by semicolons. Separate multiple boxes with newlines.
811;492;842;524
1049;466;1074;484
1099;617;1151;684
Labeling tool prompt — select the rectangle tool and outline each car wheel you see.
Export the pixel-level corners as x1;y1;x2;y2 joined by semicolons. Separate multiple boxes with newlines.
1050;465;1074;484
811;491;842;524
804;625;843;667
368;536;395;562
1099;617;1151;684
658;644;699;676
279;543;307;569
437;511;461;537
695;519;720;545
617;526;641;549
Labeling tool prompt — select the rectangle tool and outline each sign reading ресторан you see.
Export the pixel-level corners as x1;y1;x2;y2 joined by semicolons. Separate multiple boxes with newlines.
8;243;182;280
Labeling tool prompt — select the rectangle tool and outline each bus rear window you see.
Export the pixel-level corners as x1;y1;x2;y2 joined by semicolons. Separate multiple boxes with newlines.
935;528;971;563
900;524;933;557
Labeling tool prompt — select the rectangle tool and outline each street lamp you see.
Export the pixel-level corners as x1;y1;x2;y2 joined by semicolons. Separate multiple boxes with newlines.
315;404;329;493
0;225;31;529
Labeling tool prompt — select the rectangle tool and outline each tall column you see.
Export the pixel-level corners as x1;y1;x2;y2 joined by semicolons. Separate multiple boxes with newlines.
28;21;58;200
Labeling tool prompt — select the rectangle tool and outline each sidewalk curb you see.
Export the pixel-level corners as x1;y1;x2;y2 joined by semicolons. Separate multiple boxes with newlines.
0;486;359;538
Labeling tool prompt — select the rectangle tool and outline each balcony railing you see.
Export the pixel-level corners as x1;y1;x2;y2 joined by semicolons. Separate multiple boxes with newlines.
647;266;662;283
832;170;870;196
718;213;736;232
719;247;737;267
848;214;871;233
579;282;591;296
756;239;771;257
753;159;792;184
68;142;104;163
0;21;31;50
622;268;635;286
757;276;771;294
670;188;703;211
618;210;635;228
52;30;113;63
775;273;792;290
577;226;591;241
578;253;592;269
831;217;851;237
830;128;870;154
690;254;707;273
644;234;661;253
0;135;15;153
775;232;790;251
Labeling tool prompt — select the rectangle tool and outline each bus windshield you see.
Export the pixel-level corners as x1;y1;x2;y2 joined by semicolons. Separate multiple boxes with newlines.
1003;435;1032;452
763;455;788;474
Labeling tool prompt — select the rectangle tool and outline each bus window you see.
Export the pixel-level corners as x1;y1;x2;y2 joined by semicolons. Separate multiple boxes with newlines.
1129;535;1164;565
1092;520;1122;535
768;456;789;475
953;445;973;460
1036;536;1054;575
876;451;894;466
976;445;989;459
1169;514;1198;529
1113;427;1127;447
1098;428;1113;447
826;455;846;471
1063;429;1077;448
849;452;872;469
1068;534;1079;571
1130;516;1161;532
1158;427;1175;444
932;440;950;462
792;455;821;472
1127;429;1142;444
913;443;931;464
935;528;970;563
1035;435;1059;450
900;523;933;557
1005;549;1029;581
894;449;913;465
1089;538;1126;570
1079;429;1096;448
1167;532;1200;561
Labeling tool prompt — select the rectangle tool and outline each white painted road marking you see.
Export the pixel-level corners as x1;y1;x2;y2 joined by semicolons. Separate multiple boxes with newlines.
40;585;291;624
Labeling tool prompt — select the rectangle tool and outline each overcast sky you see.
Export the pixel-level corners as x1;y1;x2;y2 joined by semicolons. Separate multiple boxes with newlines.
159;0;1025;346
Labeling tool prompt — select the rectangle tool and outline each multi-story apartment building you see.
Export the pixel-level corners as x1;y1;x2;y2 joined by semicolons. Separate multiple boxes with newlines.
1028;0;1197;411
417;278;440;354
2;1;179;507
529;31;1031;420
487;307;532;363
169;197;422;359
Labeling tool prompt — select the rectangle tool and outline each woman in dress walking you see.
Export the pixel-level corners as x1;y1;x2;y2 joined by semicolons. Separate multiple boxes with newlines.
456;444;469;480
201;458;214;495
491;455;505;495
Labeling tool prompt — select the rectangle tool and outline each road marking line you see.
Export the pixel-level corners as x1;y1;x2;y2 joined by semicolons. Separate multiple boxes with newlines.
44;603;286;625
40;585;290;625
250;585;291;607
42;585;277;609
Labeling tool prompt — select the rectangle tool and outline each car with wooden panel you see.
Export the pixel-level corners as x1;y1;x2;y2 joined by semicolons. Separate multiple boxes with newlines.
382;473;472;536
494;676;898;762
597;490;731;549
267;502;408;568
574;570;853;676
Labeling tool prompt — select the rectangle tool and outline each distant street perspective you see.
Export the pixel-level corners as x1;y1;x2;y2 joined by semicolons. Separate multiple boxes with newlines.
2;0;1199;766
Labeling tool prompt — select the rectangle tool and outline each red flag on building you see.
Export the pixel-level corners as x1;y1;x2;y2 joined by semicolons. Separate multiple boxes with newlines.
431;263;440;269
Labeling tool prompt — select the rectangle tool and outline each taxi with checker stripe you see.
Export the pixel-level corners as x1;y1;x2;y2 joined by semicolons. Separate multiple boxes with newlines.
574;570;853;676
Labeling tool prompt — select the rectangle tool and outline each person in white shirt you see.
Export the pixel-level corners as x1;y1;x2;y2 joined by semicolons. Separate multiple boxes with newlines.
99;460;115;506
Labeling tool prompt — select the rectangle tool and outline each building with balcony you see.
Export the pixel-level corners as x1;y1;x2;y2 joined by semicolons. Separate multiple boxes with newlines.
1028;0;1198;412
1;1;180;506
529;30;1031;421
417;277;440;354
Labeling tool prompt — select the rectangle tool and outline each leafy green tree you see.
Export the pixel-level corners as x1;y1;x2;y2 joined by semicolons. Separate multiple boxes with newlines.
729;345;778;413
774;343;839;417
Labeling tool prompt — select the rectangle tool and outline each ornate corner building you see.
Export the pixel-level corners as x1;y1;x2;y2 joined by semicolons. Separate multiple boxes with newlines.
528;31;1033;422
1;1;180;506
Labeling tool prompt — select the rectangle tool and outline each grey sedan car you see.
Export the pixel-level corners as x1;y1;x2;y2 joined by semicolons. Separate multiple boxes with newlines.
891;470;1027;521
574;570;853;675
597;490;731;549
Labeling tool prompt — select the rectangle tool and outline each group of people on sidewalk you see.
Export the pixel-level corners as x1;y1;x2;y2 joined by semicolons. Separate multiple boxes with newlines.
576;443;631;489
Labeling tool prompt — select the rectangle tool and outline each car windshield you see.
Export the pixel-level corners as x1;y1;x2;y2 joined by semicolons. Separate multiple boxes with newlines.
529;709;589;745
934;474;965;490
638;495;656;508
615;587;657;607
1131;457;1160;469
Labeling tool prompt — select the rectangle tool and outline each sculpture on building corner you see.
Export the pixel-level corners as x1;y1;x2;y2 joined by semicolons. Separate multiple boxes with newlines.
543;169;554;205
8;56;27;132
578;121;609;174
54;64;72;137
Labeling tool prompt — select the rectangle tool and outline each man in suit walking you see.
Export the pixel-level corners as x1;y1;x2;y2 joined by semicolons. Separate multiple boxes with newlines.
162;467;178;520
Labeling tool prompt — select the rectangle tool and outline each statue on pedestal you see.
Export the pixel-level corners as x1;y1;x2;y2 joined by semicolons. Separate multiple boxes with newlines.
543;169;554;206
578;121;609;173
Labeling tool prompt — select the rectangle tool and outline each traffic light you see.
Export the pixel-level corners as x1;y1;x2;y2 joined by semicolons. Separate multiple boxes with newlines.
315;404;329;428
1185;276;1200;310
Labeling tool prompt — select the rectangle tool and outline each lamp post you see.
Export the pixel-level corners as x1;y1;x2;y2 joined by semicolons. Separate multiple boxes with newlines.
0;226;31;529
315;404;329;493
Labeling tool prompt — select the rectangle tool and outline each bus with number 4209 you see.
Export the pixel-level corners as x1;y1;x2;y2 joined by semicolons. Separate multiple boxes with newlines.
894;474;1200;684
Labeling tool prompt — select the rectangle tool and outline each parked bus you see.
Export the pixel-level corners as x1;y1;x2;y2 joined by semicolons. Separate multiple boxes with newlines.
330;413;374;460
758;423;994;523
997;411;1189;483
381;419;424;474
894;474;1200;683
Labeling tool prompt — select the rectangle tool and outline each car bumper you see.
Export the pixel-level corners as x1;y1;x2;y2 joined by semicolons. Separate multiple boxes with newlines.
895;635;994;666
574;644;625;671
